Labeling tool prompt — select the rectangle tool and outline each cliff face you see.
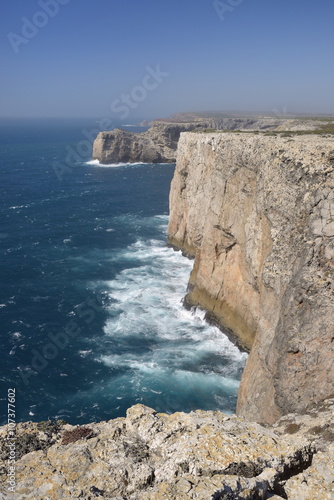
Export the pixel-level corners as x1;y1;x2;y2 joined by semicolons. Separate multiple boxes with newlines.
2;131;334;500
91;116;306;165
167;132;334;424
92;115;334;165
92;122;207;164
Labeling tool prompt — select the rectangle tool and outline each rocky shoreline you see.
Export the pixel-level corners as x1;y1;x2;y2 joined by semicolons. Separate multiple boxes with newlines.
1;118;333;499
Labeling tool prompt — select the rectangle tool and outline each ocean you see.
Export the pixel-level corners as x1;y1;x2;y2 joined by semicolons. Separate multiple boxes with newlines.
0;118;247;425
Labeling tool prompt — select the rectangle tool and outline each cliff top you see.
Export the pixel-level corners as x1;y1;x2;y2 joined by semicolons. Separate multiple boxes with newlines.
1;399;333;499
153;111;334;122
184;123;334;136
152;112;334;134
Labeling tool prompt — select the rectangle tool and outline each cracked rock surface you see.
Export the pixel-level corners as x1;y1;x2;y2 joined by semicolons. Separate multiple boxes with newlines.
1;400;333;499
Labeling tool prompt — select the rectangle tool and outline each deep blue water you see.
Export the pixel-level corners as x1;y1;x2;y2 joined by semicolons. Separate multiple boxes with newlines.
0;119;247;425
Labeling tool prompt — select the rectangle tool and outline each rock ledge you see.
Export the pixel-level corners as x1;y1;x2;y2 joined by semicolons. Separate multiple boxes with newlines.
1;400;333;499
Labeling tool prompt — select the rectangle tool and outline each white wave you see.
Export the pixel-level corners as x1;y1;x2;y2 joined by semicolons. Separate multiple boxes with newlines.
95;236;247;407
11;332;22;340
154;214;169;220
85;159;148;168
78;350;92;358
9;204;28;210
66;213;247;414
85;159;100;165
74;357;242;415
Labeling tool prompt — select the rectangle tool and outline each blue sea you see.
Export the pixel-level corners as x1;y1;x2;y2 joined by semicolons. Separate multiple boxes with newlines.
0;118;247;425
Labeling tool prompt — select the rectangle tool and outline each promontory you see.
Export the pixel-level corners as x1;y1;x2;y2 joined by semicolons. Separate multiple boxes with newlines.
1;115;333;499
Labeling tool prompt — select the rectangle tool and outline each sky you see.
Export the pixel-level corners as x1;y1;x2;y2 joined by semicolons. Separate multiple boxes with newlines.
1;0;334;120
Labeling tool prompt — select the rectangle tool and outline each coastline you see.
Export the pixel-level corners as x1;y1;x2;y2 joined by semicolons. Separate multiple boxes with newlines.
1;118;333;499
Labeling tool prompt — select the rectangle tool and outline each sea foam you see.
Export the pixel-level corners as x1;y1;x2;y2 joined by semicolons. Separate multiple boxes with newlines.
88;226;247;415
86;159;147;168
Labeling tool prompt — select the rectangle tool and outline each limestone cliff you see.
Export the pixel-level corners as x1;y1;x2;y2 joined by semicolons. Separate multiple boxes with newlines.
92;122;207;164
2;131;334;500
92;113;334;165
167;132;334;424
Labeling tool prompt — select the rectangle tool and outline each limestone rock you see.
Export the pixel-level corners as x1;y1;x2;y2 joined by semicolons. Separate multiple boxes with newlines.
92;122;208;164
155;112;334;133
92;114;334;165
167;132;334;424
1;401;333;499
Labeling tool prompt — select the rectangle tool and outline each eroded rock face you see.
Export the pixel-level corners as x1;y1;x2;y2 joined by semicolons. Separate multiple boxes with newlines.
91;115;334;165
1;400;333;499
167;132;334;424
92;122;208;164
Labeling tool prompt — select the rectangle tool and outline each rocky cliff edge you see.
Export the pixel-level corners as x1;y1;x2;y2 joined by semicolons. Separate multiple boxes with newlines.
91;116;331;165
167;132;334;425
1;400;333;499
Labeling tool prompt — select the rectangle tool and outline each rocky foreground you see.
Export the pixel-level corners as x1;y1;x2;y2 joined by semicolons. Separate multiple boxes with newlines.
1;400;333;499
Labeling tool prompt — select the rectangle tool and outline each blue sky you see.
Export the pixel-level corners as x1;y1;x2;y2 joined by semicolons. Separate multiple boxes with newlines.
1;0;333;119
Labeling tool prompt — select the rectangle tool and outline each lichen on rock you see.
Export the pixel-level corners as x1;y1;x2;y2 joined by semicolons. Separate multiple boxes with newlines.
1;401;333;499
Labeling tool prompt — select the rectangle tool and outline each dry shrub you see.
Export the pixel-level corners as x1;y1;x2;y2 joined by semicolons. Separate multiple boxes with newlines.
62;426;93;445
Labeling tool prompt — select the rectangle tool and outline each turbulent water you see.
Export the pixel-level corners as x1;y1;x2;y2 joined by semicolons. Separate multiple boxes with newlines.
0;119;247;425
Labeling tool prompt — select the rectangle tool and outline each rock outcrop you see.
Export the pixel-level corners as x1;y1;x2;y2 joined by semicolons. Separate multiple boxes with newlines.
92;113;334;165
1;399;333;499
167;132;334;424
92;122;207;164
